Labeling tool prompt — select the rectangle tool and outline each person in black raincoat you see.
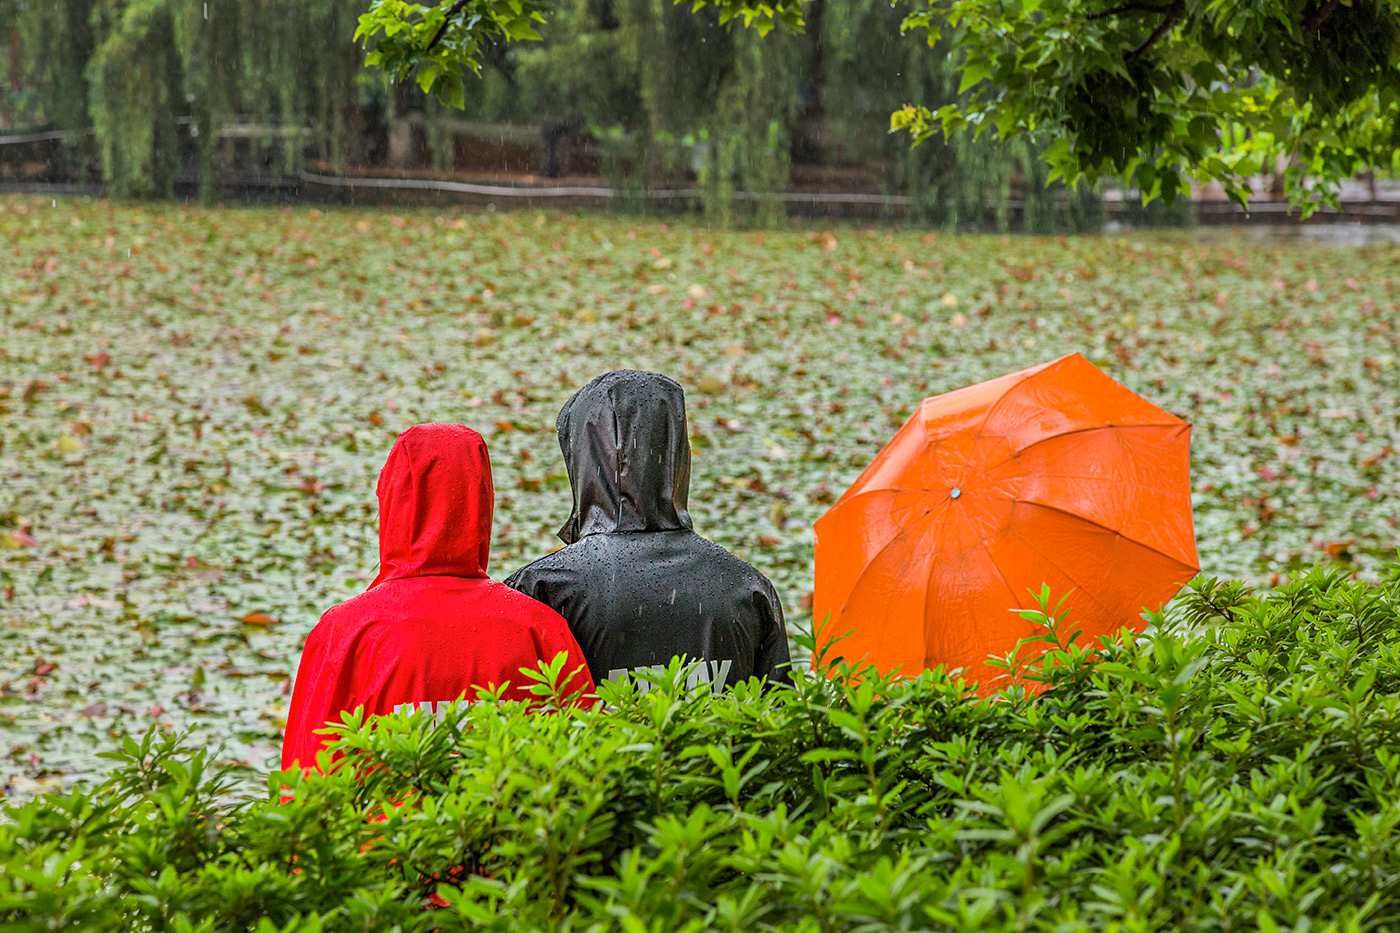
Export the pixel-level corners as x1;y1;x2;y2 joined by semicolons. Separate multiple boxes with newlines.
505;370;792;692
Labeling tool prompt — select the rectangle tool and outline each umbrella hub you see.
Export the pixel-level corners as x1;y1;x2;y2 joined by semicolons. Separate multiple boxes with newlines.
949;487;962;499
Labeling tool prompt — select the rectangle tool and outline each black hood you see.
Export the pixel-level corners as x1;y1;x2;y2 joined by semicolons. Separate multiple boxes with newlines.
556;370;693;544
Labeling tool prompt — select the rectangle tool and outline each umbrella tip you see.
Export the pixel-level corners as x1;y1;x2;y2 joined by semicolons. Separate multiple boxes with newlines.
950;488;962;499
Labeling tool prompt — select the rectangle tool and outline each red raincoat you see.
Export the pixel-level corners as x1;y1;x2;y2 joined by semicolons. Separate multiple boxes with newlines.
281;423;595;772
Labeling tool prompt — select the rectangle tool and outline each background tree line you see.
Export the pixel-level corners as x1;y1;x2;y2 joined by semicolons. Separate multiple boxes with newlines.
0;0;1122;228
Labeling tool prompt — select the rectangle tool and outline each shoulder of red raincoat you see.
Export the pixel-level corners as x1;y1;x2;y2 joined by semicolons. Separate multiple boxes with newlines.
280;596;410;771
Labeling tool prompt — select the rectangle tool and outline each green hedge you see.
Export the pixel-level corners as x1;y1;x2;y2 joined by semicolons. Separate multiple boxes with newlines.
5;562;1400;932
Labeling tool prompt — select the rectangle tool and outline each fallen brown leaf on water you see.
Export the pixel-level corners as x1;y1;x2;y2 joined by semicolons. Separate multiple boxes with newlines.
697;375;726;395
239;612;278;627
1362;447;1393;467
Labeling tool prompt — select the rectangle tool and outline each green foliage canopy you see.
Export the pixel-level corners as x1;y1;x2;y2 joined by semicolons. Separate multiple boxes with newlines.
895;0;1400;212
6;563;1400;930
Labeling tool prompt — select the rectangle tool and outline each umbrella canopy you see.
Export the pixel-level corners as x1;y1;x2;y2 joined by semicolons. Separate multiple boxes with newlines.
814;353;1198;691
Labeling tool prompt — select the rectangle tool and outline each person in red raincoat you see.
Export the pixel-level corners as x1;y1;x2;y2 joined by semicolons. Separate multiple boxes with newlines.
281;423;595;773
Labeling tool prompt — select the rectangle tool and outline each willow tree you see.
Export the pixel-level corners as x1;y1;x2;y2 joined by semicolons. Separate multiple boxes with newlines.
87;0;183;197
11;0;375;198
705;27;799;226
451;0;801;223
31;0;95;135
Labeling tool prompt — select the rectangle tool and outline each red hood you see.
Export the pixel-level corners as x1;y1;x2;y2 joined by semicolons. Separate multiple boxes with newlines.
371;423;492;587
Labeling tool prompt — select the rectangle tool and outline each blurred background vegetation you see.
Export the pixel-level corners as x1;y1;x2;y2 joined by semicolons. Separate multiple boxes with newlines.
0;0;1147;229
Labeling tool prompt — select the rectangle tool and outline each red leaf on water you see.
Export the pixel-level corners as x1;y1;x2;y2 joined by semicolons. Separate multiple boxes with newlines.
0;531;36;549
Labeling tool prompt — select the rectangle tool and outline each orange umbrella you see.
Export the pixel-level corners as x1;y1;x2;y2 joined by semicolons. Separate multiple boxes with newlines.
814;353;1198;691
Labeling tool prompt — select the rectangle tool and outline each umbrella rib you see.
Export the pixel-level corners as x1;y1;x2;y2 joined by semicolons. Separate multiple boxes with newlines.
1014;498;1200;573
924;541;1022;671
1015;420;1185;455
830;486;932;505
985;470;1190;499
1002;521;1119;625
968;369;1043;450
836;499;951;646
1018;419;1186;448
981;544;1024;615
980;422;1188;477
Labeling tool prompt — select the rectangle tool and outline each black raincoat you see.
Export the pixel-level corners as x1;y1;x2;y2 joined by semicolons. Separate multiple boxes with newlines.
505;371;792;691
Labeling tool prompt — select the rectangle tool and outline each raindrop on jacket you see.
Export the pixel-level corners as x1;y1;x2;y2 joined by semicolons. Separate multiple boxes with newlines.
504;371;791;691
281;423;594;772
